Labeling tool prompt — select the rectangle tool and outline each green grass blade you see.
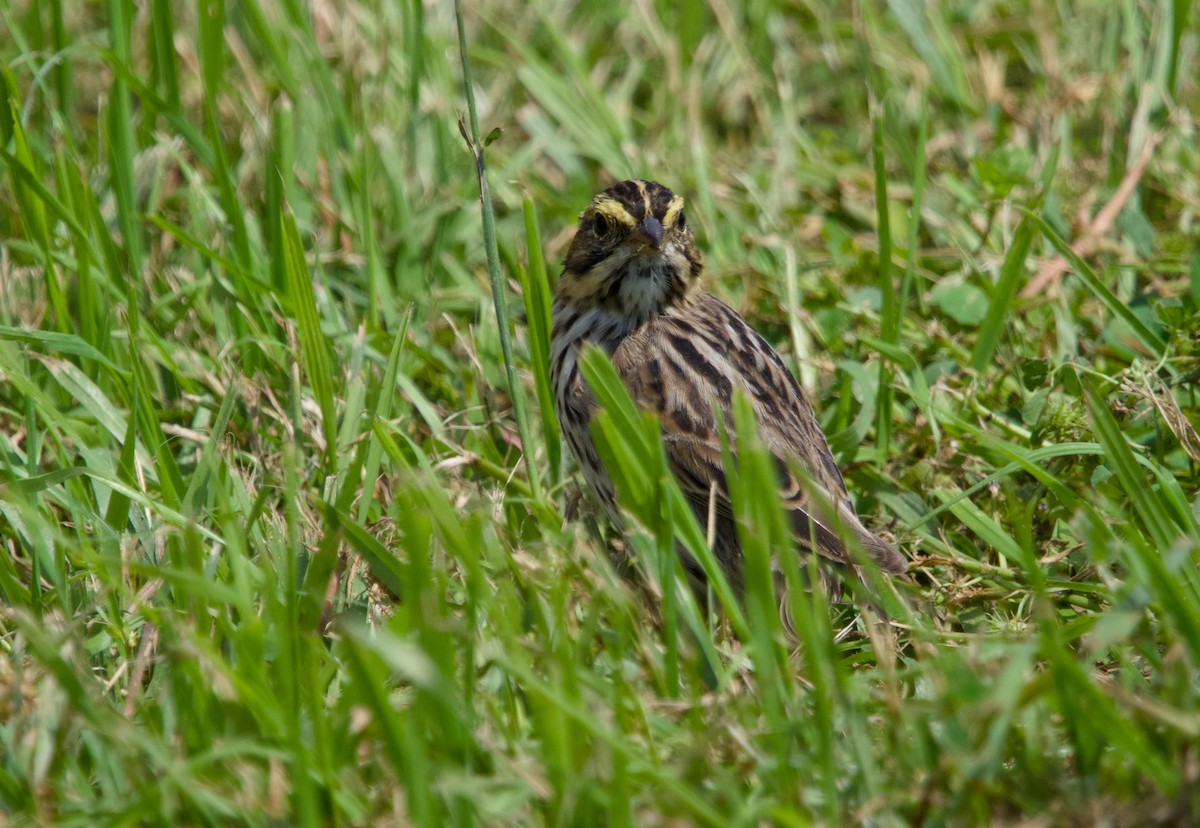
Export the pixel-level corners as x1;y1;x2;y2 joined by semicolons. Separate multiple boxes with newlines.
281;206;338;471
520;196;562;483
1023;210;1167;359
970;215;1035;371
872;103;895;460
579;346;749;644
455;0;543;507
1084;380;1184;549
105;0;143;274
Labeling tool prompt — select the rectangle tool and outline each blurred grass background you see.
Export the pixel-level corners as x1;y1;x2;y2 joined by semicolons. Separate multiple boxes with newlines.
2;0;1199;824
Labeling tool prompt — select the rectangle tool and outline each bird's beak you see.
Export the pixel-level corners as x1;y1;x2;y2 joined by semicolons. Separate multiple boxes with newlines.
632;216;664;249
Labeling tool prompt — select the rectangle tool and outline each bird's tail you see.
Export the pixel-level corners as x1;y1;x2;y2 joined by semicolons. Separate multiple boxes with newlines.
856;530;907;574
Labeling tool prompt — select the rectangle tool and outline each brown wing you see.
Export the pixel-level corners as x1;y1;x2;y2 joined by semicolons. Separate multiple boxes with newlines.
611;292;905;575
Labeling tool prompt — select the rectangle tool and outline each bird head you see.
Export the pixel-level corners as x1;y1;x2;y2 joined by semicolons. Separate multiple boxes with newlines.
557;180;703;320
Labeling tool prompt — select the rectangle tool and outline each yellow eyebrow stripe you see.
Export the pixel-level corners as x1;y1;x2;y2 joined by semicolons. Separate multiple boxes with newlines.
591;196;637;227
662;195;685;226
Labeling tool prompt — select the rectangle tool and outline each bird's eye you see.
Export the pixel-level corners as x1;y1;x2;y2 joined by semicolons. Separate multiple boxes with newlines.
677;210;687;229
591;213;611;238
